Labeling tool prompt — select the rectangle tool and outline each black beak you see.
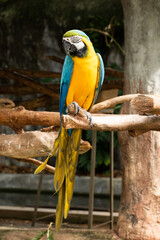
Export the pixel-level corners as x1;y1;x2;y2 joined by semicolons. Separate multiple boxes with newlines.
63;39;76;55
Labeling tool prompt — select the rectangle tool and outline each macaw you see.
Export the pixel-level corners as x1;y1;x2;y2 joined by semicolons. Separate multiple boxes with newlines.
35;29;104;231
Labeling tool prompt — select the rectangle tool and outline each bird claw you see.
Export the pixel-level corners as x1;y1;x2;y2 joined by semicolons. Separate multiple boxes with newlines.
66;101;80;116
66;102;93;128
84;110;93;128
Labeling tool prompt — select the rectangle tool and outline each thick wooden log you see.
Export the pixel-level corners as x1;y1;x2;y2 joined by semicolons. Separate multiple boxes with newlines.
117;1;160;238
1;93;135;130
0;131;91;158
131;94;160;114
61;104;160;133
0;131;58;158
2;104;160;135
0;107;60;131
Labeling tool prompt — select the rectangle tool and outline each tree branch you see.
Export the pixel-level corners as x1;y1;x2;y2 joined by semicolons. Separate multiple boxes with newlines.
0;131;91;159
0;70;59;100
14;157;55;174
91;94;138;113
0;99;15;109
0;94;145;131
2;94;159;136
131;94;160;114
61;103;160;132
0;107;60;131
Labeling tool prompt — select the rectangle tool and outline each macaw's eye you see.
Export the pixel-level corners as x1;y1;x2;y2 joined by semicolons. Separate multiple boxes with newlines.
70;35;82;43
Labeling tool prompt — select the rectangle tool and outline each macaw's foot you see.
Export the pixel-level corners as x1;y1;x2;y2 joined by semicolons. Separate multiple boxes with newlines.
66;101;80;116
84;110;93;128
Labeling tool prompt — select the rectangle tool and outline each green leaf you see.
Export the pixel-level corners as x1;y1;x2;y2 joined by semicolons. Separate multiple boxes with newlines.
104;154;110;166
47;232;54;240
96;150;103;166
31;230;47;240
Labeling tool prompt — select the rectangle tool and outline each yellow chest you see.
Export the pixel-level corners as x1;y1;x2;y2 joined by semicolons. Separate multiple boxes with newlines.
66;55;99;109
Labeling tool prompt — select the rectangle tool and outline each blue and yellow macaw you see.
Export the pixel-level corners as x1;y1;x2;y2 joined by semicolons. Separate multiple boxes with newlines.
35;29;104;231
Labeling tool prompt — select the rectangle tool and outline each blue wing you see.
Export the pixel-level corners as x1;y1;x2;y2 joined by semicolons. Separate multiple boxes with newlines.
89;53;104;110
59;55;74;116
94;53;104;103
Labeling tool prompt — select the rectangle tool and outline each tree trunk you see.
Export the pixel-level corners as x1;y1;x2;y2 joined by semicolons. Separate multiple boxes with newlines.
117;1;160;239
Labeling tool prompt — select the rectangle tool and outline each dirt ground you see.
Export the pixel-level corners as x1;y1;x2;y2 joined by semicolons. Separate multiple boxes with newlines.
0;219;121;240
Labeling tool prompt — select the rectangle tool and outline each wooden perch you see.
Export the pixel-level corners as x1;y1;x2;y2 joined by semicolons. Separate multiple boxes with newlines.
0;131;91;158
14;157;55;174
91;94;138;113
61;103;160;133
0;99;15;109
0;94;140;131
0;107;60;131
131;94;160;114
1;94;135;130
2;94;159;136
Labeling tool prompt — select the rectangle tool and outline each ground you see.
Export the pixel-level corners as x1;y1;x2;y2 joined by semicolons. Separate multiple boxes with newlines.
0;219;121;240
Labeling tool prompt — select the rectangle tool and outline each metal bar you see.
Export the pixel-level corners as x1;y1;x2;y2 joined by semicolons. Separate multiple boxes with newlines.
88;130;97;229
31;170;44;226
110;131;114;229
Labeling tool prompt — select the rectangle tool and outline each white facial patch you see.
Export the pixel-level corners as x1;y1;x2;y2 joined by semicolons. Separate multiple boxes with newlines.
63;36;85;51
72;41;85;50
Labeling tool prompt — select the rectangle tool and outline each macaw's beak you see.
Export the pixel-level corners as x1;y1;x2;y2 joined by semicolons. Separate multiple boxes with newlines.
63;38;76;55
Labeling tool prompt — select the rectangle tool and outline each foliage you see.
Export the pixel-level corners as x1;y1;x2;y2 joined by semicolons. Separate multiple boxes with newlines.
32;222;54;240
78;130;119;176
83;15;124;55
78;131;111;174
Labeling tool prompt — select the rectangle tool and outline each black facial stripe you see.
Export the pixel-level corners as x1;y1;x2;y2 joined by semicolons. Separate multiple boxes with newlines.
70;43;88;58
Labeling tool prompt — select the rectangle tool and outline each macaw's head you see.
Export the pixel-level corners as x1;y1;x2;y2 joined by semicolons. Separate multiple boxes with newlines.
63;29;94;58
